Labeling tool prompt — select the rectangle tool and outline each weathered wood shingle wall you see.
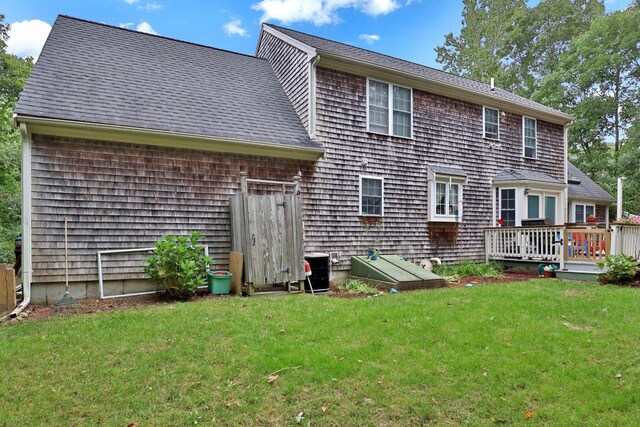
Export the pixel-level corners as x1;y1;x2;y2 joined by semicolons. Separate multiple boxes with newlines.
256;31;310;132
30;135;313;283
302;67;565;269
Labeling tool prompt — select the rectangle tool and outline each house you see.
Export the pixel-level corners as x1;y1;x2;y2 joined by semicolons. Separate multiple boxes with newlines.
13;16;615;304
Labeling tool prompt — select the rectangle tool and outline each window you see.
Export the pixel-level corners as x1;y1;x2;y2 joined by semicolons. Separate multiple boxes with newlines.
435;181;460;217
500;189;516;226
523;117;537;158
574;204;595;223
527;195;540;219
428;174;464;222
360;176;383;216
368;79;412;138
484;106;499;139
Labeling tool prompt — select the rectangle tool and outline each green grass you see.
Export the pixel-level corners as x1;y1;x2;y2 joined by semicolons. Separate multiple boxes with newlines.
336;278;379;294
1;280;639;426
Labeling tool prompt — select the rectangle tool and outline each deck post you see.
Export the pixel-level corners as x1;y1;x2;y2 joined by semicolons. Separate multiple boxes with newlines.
484;230;490;263
610;225;618;255
240;171;248;194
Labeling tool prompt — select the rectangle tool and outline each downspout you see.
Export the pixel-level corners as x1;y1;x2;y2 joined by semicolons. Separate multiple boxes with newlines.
563;124;569;225
308;54;320;138
10;122;32;318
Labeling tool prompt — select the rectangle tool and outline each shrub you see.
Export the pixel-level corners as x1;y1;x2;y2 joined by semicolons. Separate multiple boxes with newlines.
337;279;379;295
144;231;213;300
597;254;639;285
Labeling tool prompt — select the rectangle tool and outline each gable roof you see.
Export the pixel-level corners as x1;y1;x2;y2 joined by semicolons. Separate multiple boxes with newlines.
568;162;615;203
263;23;574;125
15;16;322;155
494;169;564;185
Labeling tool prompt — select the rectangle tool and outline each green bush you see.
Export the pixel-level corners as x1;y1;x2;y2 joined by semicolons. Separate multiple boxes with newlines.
434;261;503;279
597;254;639;285
337;279;379;295
144;231;213;300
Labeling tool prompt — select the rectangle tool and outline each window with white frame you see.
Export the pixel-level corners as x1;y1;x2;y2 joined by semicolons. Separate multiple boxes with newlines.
484;106;499;139
523;117;537;158
574;204;595;223
500;188;516;226
429;177;464;222
368;79;412;138
360;176;384;216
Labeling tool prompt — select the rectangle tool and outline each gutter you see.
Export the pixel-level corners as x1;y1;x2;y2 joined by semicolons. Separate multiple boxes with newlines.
14;115;325;161
10;122;32;318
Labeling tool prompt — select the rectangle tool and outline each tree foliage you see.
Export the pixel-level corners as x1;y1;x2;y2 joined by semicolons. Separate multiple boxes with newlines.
437;1;640;215
0;14;33;263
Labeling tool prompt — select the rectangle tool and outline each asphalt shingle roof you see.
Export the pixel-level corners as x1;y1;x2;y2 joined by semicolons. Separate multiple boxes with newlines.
265;24;573;123
568;163;615;203
494;169;564;185
428;165;468;178
15;16;320;151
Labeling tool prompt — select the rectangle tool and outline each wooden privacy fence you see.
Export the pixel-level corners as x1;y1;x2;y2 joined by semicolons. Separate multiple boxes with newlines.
0;264;17;312
611;224;640;260
564;228;610;263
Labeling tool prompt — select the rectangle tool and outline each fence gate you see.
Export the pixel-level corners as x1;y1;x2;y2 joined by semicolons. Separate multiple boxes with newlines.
229;172;305;294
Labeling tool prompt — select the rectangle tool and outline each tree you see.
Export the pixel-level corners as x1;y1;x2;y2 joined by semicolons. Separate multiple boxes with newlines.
0;14;33;263
435;0;527;92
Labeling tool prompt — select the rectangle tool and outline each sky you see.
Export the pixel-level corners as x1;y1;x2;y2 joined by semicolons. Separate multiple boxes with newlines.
2;0;634;67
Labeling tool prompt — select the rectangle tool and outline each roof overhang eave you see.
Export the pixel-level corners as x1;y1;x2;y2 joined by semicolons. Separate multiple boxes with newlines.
493;179;567;190
14;115;324;161
317;51;575;126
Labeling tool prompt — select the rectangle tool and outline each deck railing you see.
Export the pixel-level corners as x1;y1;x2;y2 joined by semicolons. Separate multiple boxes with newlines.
484;226;564;262
611;224;640;260
563;228;610;263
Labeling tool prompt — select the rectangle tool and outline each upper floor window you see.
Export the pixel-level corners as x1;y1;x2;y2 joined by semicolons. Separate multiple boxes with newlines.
523;117;537;158
368;79;412;138
360;175;384;216
484;106;499;139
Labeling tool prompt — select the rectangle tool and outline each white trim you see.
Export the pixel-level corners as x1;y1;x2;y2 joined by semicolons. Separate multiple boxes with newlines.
522;116;537;159
309;54;320;138
366;77;413;138
483;106;500;140
259;24;317;57
359;175;384;216
563;124;569;223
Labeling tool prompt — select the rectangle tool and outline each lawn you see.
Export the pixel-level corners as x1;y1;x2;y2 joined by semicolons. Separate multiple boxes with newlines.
1;280;639;426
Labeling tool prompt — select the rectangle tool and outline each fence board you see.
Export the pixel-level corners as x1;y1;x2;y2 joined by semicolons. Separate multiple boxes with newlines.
0;264;17;312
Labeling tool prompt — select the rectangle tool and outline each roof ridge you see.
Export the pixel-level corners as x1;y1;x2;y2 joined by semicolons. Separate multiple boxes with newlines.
58;15;267;62
265;22;498;92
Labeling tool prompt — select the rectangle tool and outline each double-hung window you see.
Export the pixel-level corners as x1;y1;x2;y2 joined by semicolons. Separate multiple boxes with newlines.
360;176;384;216
428;171;465;222
500;189;516;226
484;106;499;139
435;180;461;217
523;117;537;158
368;79;412;138
574;204;595;223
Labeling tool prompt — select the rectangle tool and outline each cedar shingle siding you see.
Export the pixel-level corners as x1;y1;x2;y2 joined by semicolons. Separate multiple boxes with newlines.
302;68;565;268
256;31;310;132
30;135;312;284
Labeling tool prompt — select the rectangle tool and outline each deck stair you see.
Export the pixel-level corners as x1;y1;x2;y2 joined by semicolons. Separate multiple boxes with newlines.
555;261;603;282
351;255;447;290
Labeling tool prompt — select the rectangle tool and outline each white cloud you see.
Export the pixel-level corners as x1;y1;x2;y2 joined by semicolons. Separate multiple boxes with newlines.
136;21;159;35
119;22;135;29
6;19;52;61
223;19;249;37
252;0;401;25
139;2;163;11
359;33;379;44
123;0;139;4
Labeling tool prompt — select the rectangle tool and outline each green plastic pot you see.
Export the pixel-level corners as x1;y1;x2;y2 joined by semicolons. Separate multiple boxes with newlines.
207;271;232;295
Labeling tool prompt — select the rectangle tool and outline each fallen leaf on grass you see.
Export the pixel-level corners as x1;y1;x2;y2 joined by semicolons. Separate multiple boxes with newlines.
127;424;138;427
268;374;279;383
615;373;622;379
322;403;330;413
295;411;305;423
525;411;534;419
